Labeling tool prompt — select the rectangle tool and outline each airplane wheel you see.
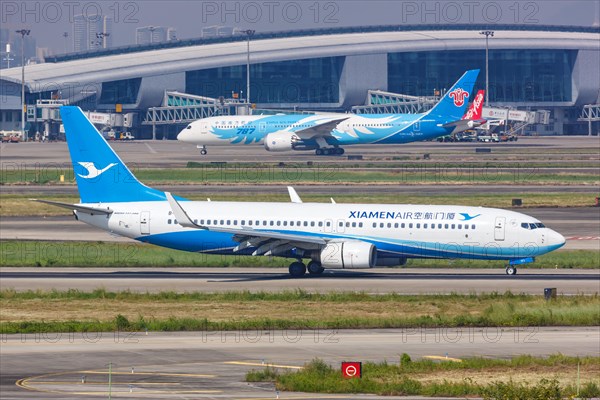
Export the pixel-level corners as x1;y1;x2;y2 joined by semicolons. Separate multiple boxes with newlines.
200;148;207;155
315;149;323;156
505;266;517;275
289;261;306;277
336;148;345;155
322;148;331;155
307;261;324;275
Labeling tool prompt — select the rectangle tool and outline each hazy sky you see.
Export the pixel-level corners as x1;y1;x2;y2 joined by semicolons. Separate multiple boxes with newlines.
2;0;598;54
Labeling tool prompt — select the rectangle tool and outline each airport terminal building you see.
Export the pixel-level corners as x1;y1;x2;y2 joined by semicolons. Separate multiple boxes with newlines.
1;24;598;138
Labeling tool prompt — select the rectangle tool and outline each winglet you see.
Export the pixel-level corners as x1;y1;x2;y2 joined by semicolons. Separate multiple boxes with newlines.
287;186;303;203
165;192;203;229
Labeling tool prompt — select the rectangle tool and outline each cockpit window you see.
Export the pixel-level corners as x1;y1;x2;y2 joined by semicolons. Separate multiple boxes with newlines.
521;222;545;230
186;125;192;129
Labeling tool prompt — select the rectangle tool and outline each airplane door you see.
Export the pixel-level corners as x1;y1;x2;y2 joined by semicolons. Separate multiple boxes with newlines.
140;211;150;235
259;122;266;133
494;217;505;241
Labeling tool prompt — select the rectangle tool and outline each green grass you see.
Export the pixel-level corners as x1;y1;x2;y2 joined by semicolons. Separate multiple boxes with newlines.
1;291;599;333
1;241;598;269
1;165;598;185
247;356;600;399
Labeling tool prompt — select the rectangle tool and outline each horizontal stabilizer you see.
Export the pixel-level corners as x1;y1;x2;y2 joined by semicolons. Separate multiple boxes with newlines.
31;199;113;215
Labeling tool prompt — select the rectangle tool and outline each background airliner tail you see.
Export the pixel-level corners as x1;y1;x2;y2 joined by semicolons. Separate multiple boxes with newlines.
426;69;480;121
60;106;166;203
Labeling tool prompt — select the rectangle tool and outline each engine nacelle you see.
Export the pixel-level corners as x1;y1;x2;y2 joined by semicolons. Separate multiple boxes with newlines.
264;131;299;152
318;240;377;269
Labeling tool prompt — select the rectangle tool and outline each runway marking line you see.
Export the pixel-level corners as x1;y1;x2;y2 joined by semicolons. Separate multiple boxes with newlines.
225;361;304;370
16;369;220;396
423;355;463;363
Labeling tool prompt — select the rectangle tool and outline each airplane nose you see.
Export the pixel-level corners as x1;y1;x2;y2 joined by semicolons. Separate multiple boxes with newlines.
548;229;566;249
177;129;191;142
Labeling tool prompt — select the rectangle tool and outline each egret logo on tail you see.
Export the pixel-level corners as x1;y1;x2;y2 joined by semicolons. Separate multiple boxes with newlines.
449;88;469;107
77;162;117;179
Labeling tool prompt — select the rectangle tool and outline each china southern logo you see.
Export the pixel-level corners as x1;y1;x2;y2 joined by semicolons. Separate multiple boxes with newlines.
459;213;481;221
449;88;469;107
77;162;117;179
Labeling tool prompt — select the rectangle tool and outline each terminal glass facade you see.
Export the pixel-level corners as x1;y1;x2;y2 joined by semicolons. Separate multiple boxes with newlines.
99;78;142;104
186;57;344;104
388;50;575;103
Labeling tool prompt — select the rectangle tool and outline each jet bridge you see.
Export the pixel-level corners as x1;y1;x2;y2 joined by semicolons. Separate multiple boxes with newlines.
578;104;600;136
142;91;251;139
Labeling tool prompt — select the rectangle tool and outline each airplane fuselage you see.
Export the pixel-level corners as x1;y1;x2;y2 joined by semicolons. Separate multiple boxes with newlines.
177;113;451;149
78;201;564;264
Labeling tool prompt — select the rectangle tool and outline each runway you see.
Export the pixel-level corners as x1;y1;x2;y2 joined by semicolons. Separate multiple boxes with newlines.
2;327;599;399
1;136;599;167
1;267;598;294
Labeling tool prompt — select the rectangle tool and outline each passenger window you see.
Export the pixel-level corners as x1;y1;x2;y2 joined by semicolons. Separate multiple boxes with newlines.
304;221;308;226
380;223;384;228
277;221;281;226
373;223;377;228
290;221;294;226
359;222;363;228
387;223;392;228
283;221;287;226
318;222;322;227
444;224;449;229
409;223;413;228
451;224;455;229
424;223;428;228
394;223;399;228
401;223;406;228
167;219;171;224
311;222;315;227
352;222;356;228
416;223;420;229
471;224;475;229
213;220;217;225
438;224;442;229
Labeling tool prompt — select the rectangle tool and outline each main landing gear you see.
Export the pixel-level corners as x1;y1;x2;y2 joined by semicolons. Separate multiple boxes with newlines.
197;145;207;155
288;260;324;277
315;147;344;156
505;265;517;275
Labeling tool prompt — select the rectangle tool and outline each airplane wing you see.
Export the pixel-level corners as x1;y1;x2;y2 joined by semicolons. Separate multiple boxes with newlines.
31;199;113;215
442;119;487;135
293;117;349;139
165;192;327;255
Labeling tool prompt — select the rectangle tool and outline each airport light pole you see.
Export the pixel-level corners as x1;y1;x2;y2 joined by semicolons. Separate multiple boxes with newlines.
479;30;494;106
16;29;30;142
240;29;255;105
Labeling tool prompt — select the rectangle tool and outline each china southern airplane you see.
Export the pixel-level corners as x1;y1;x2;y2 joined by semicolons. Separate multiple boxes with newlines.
37;106;565;277
177;69;482;155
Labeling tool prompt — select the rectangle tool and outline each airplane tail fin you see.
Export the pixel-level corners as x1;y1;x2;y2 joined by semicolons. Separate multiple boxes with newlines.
462;90;485;120
60;106;166;203
426;69;480;121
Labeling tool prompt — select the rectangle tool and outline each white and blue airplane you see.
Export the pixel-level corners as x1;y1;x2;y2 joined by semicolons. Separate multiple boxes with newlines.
178;70;482;155
37;106;565;277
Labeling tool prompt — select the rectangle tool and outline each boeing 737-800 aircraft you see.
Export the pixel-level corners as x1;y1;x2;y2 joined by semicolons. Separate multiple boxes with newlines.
178;70;481;155
39;106;565;277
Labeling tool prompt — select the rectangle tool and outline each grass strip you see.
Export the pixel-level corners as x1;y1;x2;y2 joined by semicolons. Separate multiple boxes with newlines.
1;166;599;185
1;193;599;217
1;291;599;333
247;356;600;399
1;240;598;269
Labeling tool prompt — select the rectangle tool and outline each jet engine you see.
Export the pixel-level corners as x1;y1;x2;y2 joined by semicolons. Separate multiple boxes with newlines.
264;131;299;152
317;240;377;269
